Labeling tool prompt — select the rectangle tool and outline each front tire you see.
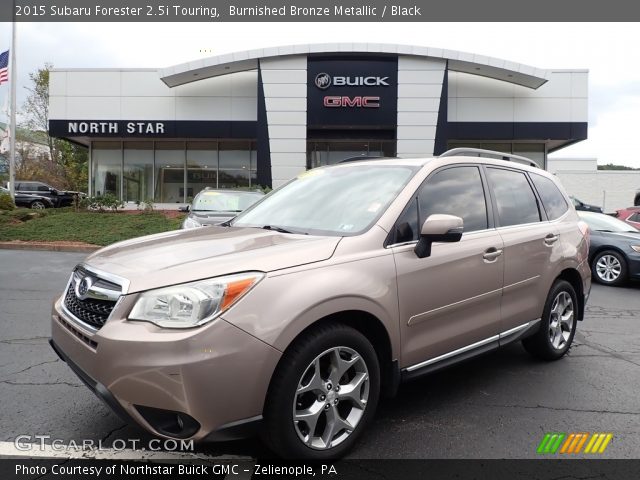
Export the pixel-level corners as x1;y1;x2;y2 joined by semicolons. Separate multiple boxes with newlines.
262;323;380;459
592;250;627;286
30;201;46;210
523;280;577;361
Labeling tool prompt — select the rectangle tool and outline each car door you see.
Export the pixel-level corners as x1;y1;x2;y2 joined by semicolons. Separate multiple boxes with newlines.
391;165;504;370
485;167;564;339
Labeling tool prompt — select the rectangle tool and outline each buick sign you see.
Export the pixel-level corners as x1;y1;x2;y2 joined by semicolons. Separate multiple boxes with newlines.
315;73;331;90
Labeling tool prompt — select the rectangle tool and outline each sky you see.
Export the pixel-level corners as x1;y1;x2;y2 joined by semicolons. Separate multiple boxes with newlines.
1;21;639;166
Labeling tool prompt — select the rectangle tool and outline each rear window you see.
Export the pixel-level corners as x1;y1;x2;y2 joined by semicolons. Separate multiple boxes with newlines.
530;173;569;220
486;168;541;227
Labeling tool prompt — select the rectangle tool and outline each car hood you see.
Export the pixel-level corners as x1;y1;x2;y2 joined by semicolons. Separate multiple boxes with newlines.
83;227;341;293
596;231;640;242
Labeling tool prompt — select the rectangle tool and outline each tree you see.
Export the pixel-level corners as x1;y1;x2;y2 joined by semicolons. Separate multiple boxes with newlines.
20;64;88;191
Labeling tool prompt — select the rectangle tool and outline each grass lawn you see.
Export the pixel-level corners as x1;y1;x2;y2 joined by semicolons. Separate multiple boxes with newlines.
0;208;184;246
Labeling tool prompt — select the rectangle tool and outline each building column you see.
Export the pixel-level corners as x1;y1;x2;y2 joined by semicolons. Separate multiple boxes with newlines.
396;56;446;158
260;56;308;188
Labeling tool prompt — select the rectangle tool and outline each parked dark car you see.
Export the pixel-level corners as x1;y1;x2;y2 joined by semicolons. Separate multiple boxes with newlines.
578;211;640;286
0;186;55;209
615;207;640;229
571;196;603;213
12;181;81;208
180;188;264;229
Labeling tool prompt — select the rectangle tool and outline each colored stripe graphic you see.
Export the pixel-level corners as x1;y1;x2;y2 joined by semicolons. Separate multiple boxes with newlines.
560;433;588;453
539;433;613;454
537;433;565;454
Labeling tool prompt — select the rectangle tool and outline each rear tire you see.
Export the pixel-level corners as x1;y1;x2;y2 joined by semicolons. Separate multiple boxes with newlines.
262;323;380;459
523;280;577;361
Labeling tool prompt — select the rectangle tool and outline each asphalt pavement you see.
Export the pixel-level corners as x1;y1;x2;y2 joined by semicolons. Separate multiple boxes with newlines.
0;249;638;459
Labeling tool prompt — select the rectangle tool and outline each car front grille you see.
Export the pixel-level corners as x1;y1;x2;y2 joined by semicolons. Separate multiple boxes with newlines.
63;268;121;331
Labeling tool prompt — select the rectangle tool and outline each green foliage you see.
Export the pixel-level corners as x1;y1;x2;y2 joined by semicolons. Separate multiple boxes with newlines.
597;163;640;171
0;193;15;211
0;209;184;246
20;63;88;193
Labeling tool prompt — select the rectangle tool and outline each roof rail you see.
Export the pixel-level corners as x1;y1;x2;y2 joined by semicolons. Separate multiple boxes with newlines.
439;148;541;168
338;155;384;163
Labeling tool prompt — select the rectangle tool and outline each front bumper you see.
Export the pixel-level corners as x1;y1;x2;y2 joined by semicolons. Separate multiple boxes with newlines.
627;252;640;280
51;295;282;441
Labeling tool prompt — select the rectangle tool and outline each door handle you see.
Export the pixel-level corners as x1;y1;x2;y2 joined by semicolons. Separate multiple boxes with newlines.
483;247;503;262
544;233;559;246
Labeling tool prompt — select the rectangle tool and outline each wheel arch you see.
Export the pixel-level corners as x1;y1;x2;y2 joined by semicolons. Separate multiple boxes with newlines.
271;309;399;399
555;268;585;320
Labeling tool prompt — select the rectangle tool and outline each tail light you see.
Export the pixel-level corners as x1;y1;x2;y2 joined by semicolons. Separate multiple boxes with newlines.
578;220;590;242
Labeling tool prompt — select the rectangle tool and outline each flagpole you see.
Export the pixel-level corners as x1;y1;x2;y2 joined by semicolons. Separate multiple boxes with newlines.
8;12;16;199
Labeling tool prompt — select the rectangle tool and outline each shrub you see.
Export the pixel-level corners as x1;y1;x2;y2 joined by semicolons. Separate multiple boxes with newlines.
0;193;15;211
81;194;124;212
141;197;155;213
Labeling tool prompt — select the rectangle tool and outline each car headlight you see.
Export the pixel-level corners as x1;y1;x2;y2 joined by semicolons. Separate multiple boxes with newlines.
631;245;640;253
128;272;264;328
182;216;202;229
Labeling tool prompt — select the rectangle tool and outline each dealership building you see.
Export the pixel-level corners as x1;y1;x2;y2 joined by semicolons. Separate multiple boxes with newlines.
48;43;588;203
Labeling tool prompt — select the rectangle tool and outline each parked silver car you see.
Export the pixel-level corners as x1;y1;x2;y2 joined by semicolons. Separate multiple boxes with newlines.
180;188;264;229
50;149;591;459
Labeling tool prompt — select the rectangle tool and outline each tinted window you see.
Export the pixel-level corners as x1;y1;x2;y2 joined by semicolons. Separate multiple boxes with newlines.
530;173;569;220
393;197;419;243
20;183;35;191
36;185;50;192
486;168;541;227
628;212;640;222
418;166;488;233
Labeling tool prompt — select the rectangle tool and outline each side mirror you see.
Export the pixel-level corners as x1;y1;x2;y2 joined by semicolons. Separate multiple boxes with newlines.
414;214;464;258
178;205;190;212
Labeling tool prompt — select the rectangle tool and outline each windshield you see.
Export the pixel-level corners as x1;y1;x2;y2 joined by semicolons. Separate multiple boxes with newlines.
192;191;262;212
231;164;418;236
579;212;639;233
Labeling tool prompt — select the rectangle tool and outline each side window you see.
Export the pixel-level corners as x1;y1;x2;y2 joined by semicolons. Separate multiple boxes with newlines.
20;183;35;191
418;166;488;233
486;168;541;227
36;184;50;192
530;173;569;220
628;212;640;222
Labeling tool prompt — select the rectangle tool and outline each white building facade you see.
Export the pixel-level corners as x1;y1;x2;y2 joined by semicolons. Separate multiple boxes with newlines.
48;44;588;203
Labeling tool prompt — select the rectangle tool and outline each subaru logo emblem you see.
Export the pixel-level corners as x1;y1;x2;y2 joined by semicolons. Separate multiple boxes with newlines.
76;276;94;300
315;73;331;90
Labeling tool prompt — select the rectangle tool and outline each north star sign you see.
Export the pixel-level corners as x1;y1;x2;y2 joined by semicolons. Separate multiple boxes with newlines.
66;121;166;134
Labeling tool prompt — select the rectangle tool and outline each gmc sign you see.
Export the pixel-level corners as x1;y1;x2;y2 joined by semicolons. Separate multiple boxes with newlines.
323;96;381;108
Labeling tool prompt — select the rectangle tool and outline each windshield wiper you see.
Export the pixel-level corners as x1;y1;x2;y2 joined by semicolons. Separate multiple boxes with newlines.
261;225;294;234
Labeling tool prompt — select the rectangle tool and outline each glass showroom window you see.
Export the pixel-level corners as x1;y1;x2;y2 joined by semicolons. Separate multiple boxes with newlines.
123;141;153;203
155;141;186;203
219;141;253;188
187;141;218;198
92;141;121;197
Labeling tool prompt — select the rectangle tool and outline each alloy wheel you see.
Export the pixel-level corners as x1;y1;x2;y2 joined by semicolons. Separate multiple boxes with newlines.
595;254;622;283
293;346;369;450
548;291;574;350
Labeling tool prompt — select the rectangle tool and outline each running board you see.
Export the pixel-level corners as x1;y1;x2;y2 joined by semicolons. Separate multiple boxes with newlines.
401;319;541;381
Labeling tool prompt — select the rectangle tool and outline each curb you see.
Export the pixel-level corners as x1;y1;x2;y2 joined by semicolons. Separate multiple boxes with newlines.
0;242;100;253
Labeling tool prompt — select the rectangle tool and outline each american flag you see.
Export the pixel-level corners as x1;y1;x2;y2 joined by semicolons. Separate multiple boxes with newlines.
0;50;9;85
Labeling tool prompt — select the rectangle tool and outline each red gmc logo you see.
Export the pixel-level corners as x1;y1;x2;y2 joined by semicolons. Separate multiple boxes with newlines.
323;96;381;108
